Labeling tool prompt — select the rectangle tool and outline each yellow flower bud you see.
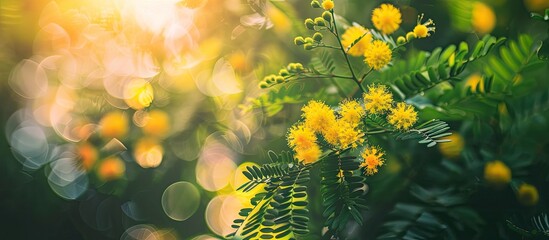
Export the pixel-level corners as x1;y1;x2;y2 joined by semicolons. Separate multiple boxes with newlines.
279;69;290;77
304;43;314;50
484;160;511;188
517;183;539;206
322;0;334;10
396;36;407;45
304;18;315;30
310;0;321;8
294;36;306;45
314;17;326;26
406;32;416;41
322;11;332;22
313;32;323;42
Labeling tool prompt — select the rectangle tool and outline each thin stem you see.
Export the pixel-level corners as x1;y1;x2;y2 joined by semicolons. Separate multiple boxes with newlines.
359;67;374;83
315;45;340;50
293;75;354;80
329;10;367;94
364;129;388;135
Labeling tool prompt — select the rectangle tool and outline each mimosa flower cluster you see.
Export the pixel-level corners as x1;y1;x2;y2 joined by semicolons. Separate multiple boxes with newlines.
287;84;418;175
341;3;436;70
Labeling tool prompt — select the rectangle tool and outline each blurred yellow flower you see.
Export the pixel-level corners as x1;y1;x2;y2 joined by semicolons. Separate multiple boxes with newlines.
302;100;337;133
371;4;402;35
360;146;385;175
77;142;98;171
364;40;392;70
134;138;164;168
388;102;417;130
484;160;511;187
142;110;171;138
295;144;322;164
438;132;465;159
472;2;496;35
124;79;154;110
97;156;126;181
287;123;317;150
267;6;291;34
228;51;250;73
517;183;539;206
363;84;393;114
339;99;365;126
341;25;372;57
465;73;485;93
413;14;436;38
322;0;334;10
524;0;549;12
100;111;129;139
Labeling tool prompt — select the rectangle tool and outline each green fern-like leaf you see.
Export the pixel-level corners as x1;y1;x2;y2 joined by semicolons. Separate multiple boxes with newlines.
310;49;351;76
321;153;367;235
369;29;397;49
230;151;311;240
379;35;505;99
260;168;310;239
484;35;545;92
394;119;452;147
506;213;549;238
238;151;298;192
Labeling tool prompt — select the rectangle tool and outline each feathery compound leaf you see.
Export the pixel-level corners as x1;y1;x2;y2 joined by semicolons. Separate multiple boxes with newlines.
506;213;549;238
484;35;545;93
310;49;351;76
231;152;310;239
321;153;367;235
237;152;298;192
380;36;504;100
395;119;452;147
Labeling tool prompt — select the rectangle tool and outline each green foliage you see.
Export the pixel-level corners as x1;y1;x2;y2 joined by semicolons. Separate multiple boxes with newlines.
241;83;306;117
375;160;484;240
446;0;474;32
502;88;549;137
310;50;350;77
395;119;452;147
369;29;398;49
320;154;367;235
485;35;545;93
229;151;311;240
380;35;505;99
507;213;549;238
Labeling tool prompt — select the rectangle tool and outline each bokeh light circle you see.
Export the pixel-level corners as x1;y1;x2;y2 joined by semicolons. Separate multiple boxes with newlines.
196;136;237;191
205;194;246;237
121;224;157;240
161;181;200;221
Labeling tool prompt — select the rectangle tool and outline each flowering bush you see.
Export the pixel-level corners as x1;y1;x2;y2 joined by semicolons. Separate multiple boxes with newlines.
2;0;549;239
